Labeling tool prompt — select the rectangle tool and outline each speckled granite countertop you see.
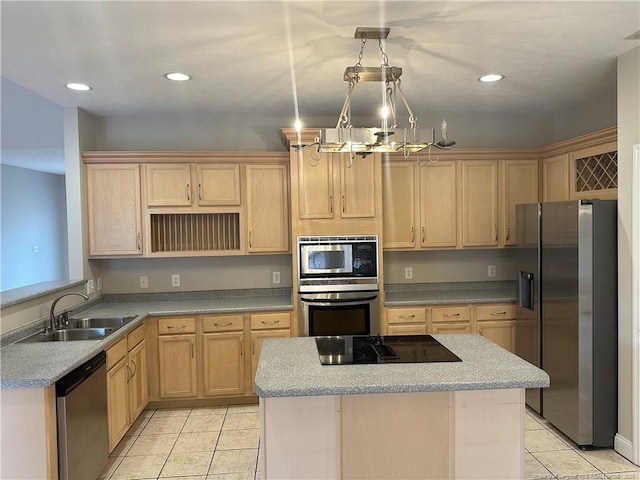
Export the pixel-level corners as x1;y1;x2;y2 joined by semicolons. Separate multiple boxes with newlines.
254;334;548;398
1;289;292;389
384;281;516;306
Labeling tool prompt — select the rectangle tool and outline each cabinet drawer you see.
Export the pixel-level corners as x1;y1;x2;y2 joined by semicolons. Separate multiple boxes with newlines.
127;323;146;350
388;324;427;335
387;308;426;325
431;306;470;322
106;337;127;370
250;312;291;330
202;315;244;333
432;322;472;334
158;317;196;335
475;304;516;321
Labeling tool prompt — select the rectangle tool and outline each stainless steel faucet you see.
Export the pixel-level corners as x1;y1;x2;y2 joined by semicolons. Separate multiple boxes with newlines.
49;292;89;331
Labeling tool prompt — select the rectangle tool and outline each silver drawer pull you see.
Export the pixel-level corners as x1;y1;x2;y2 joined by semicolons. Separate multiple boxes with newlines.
399;315;416;319
167;325;186;329
214;322;233;327
443;313;461;317
261;320;280;326
489;311;507;316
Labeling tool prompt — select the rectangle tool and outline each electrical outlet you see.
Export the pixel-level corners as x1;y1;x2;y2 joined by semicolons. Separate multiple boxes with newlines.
32;245;39;253
404;267;413;280
86;279;95;294
171;274;181;287
139;275;149;289
272;271;281;284
488;265;497;278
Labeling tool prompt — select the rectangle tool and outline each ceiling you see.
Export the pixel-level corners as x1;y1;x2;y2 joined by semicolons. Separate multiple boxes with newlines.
1;1;639;146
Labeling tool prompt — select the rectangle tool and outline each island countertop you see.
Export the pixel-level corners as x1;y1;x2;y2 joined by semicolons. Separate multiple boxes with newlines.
254;334;549;398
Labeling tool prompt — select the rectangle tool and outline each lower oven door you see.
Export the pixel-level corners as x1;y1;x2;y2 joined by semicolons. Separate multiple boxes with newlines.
299;292;380;336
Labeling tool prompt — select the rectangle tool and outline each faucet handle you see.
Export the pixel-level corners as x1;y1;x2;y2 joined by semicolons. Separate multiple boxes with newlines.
58;311;69;327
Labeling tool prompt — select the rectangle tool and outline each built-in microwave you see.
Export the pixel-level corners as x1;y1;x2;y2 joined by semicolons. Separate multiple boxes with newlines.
297;235;378;292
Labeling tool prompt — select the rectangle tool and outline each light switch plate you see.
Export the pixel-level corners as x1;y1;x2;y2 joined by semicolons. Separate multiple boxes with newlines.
272;271;281;284
488;265;497;278
171;274;181;287
404;267;413;280
140;275;149;289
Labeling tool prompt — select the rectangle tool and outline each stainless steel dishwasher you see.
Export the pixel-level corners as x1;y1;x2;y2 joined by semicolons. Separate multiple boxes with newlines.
56;351;108;480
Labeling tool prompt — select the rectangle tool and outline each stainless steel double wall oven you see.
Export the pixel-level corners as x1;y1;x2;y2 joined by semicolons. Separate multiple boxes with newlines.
297;235;380;336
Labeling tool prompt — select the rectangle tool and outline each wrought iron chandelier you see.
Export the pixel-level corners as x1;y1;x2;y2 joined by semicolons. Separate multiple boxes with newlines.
296;27;455;158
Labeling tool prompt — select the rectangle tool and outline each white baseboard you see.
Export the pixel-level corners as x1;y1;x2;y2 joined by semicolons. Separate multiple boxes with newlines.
614;433;636;465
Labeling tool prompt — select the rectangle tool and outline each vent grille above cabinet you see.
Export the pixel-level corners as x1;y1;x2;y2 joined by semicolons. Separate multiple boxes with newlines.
575;150;618;192
150;213;240;253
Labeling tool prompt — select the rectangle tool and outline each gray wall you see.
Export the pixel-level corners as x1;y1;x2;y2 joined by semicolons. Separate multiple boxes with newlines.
97;255;292;294
0;164;68;290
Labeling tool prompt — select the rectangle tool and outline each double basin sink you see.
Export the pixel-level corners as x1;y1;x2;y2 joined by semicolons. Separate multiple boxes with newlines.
19;316;137;343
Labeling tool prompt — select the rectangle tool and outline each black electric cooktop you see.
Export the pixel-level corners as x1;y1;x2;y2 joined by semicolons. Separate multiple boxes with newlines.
315;335;462;365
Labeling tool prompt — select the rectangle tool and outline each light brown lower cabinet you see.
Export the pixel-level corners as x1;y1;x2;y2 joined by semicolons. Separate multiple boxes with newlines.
146;311;292;403
384;303;517;353
106;323;148;452
158;317;198;399
475;304;517;353
250;312;291;393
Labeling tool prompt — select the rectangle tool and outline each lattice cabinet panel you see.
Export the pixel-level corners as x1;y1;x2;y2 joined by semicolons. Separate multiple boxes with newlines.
150;213;240;253
575;150;617;193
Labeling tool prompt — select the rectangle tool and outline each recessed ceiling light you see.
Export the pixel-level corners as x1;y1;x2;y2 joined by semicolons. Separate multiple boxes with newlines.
478;74;505;83
164;72;192;82
65;83;92;91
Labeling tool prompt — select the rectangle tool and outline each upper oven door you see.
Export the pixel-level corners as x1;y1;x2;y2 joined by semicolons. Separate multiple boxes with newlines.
299;244;353;276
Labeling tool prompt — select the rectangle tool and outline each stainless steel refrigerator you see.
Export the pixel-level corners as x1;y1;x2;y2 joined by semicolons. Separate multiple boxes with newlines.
515;199;618;448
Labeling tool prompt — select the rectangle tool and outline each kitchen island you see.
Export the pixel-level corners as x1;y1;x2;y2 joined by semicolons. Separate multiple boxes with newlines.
254;334;549;479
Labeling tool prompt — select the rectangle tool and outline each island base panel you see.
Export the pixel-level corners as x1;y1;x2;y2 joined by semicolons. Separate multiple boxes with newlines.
260;388;525;479
260;395;340;479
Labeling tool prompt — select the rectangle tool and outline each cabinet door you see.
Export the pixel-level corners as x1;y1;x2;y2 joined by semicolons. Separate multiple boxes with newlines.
382;162;416;248
196;164;241;206
461;161;499;247
340;153;376;218
477;320;516;353
420;160;458;248
128;340;148;421
251;330;291;393
202;332;245;396
106;358;130;452
158;335;198;398
297;150;334;219
145;164;192;206
502;160;539;246
246;164;289;253
542;154;570;202
87;164;142;256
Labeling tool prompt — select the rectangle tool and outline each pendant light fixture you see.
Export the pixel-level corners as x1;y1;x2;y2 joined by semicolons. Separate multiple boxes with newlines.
295;27;455;159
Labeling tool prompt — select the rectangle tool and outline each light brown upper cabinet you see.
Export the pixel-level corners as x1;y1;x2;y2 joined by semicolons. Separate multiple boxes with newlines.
541;154;570;202
501;160;539;246
246;164;290;253
382;160;457;249
461;160;499;247
86;164;142;256
297;150;376;220
145;163;241;207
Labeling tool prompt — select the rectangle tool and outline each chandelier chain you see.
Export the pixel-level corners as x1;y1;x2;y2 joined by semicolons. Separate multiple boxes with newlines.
378;38;389;67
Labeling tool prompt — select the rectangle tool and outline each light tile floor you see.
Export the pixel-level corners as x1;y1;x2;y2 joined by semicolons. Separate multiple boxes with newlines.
100;404;640;480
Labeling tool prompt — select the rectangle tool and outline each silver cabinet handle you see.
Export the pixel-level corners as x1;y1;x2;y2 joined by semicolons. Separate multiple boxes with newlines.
261;320;280;326
125;363;132;383
130;358;137;378
136;232;141;251
443;313;461;318
214;321;233;327
198;184;202;201
400;314;416;319
186;183;190;201
167;325;186;329
329;195;333;214
494;225;498;242
252;337;256;355
191;339;195;358
341;194;345;213
240;338;244;357
248;230;252;248
422;226;425;243
505;224;510;241
411;226;415;243
489;311;507;316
